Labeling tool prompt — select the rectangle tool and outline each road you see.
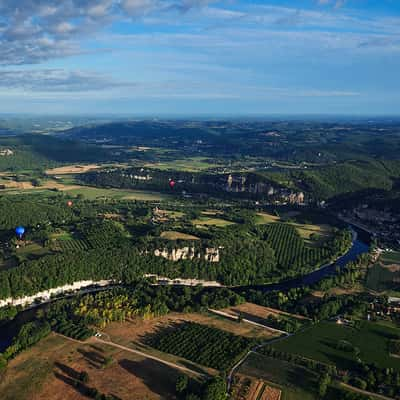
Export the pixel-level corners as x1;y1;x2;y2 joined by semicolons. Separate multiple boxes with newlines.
208;308;289;335
55;331;206;379
340;383;395;400
226;333;292;392
92;337;206;378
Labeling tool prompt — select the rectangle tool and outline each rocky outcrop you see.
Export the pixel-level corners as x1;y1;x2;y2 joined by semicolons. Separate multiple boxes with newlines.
154;247;220;262
288;191;305;205
225;174;275;195
0;148;13;156
0;280;112;308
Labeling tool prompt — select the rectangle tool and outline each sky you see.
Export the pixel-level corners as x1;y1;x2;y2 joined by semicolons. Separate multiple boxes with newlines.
0;0;399;116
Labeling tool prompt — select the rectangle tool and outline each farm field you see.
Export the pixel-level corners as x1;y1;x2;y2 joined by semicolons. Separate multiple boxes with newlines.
101;312;277;374
255;212;332;243
160;231;200;240
0;333;187;400
272;321;400;371
144;157;215;172
158;210;185;219
230;374;282;400
192;216;235;227
102;312;278;344
144;321;255;370
380;251;400;265
15;242;52;261
256;212;280;224
366;263;400;293
221;302;310;325
45;164;103;175
0;174;168;201
238;353;318;400
64;186;169;201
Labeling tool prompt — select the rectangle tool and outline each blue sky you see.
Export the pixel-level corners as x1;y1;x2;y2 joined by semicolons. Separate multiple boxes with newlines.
0;0;399;116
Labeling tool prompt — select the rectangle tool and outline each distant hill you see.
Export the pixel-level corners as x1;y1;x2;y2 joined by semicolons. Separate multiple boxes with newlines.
58;119;400;162
0;135;115;171
59;120;222;143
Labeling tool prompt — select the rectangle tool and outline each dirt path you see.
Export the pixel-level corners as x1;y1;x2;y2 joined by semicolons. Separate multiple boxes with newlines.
208;309;289;335
227;332;295;393
340;383;395;400
92;337;205;378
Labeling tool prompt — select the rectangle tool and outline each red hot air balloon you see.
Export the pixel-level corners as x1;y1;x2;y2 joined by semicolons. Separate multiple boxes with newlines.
67;200;73;207
169;180;176;189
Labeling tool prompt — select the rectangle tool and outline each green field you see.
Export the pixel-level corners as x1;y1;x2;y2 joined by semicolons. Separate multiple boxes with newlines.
145;157;215;172
65;186;169;201
239;353;318;400
380;251;400;265
0;181;169;202
192;216;235;227
15;243;52;261
160;210;185;219
160;231;200;240
255;212;332;245
273;321;400;371
366;263;400;293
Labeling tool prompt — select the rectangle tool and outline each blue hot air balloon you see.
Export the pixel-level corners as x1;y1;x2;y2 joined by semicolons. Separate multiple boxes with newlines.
15;226;25;239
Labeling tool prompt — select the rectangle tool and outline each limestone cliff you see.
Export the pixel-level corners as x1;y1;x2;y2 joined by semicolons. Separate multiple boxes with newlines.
153;247;220;262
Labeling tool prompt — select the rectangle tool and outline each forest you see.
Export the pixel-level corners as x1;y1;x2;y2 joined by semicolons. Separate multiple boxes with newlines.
0;194;353;299
1;118;399;400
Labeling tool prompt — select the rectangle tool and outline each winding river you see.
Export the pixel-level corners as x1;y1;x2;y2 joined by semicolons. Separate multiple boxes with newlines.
235;228;370;293
0;226;370;351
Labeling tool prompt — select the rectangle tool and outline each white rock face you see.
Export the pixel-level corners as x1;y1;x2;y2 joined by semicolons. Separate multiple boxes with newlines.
0;280;112;308
144;274;222;287
154;247;220;262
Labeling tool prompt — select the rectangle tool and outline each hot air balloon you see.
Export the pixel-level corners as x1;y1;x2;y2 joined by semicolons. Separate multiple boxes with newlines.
67;200;73;207
15;226;25;239
169;179;176;189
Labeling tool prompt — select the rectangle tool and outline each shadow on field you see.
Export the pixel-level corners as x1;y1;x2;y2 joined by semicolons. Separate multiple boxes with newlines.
77;347;106;368
53;362;92;397
54;361;81;380
230;309;267;325
179;359;209;376
320;351;355;371
119;358;178;399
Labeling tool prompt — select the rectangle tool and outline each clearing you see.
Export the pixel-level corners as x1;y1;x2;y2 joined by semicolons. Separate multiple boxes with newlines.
192;216;235;227
144;157;215;172
238;352;318;400
64;186;169;201
102;312;279;345
380;251;400;266
255;212;332;244
221;302;310;324
366;263;400;294
45;164;103;175
0;333;189;400
160;231;200;241
230;374;282;400
0;177;167;202
272;321;400;371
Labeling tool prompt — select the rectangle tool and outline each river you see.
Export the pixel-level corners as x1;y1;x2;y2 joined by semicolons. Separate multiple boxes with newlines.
0;226;370;352
235;228;370;293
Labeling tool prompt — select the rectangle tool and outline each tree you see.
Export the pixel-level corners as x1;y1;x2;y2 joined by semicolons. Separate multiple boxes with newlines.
176;374;189;394
237;312;243;324
79;371;90;384
202;377;227;400
318;373;331;398
0;354;7;371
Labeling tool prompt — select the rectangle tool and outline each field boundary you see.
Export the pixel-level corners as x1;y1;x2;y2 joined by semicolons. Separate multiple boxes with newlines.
92;336;206;378
208;309;289;335
340;383;395;400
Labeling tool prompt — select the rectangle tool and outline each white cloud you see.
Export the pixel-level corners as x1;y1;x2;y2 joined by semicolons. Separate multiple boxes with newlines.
0;69;135;92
